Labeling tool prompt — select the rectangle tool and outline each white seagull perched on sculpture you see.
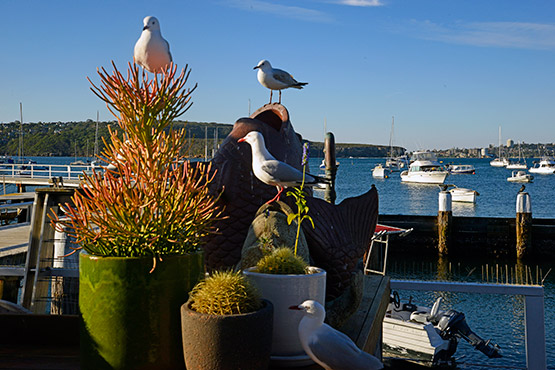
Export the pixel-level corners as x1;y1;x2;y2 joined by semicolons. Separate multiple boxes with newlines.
290;300;384;370
134;16;172;73
238;131;329;204
254;60;308;104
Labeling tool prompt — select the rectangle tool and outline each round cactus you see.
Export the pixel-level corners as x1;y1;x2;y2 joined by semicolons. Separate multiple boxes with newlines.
255;247;308;275
190;270;262;315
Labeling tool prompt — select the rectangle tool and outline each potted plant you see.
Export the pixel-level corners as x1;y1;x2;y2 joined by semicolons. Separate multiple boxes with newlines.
51;63;223;370
242;142;326;364
181;270;273;370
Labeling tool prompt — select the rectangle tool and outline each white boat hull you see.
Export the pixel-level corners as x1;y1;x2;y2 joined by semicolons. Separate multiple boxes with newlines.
372;166;390;178
529;167;555;174
401;171;448;184
383;318;452;362
506;163;527;170
450;188;477;203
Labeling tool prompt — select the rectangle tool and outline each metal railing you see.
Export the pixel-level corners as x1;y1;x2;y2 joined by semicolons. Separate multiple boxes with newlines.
0;163;98;180
390;279;546;370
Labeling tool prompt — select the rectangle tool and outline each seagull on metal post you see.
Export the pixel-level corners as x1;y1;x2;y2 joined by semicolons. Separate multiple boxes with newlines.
290;300;384;370
254;60;307;104
238;131;329;204
134;16;172;73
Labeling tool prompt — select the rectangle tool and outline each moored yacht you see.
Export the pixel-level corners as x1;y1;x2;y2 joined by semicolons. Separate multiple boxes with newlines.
529;156;555;174
400;151;449;184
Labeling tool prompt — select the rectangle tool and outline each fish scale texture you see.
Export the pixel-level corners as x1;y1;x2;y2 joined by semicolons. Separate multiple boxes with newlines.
202;104;378;301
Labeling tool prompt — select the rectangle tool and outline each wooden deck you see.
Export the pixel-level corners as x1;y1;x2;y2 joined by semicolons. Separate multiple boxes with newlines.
0;274;390;369
0;223;30;257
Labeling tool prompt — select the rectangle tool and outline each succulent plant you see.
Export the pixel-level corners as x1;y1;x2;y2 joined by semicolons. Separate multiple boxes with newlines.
256;247;308;275
190;270;262;315
50;63;223;271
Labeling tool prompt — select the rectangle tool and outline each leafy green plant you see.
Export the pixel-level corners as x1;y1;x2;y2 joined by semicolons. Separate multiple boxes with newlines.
286;142;314;255
256;247;307;275
50;62;223;270
190;270;262;315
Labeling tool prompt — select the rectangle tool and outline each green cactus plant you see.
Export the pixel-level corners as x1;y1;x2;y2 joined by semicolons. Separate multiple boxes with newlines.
190;270;262;315
256;247;308;275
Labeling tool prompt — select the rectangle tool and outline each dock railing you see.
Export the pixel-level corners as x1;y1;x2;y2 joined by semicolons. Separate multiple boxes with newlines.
0;163;97;180
390;279;546;370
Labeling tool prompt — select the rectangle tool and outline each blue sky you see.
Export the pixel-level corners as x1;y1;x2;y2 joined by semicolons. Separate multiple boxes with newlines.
1;0;554;151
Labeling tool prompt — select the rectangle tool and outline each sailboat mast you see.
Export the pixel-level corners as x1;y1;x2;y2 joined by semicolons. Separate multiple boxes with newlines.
19;103;23;161
499;126;502;158
94;111;99;157
388;116;394;159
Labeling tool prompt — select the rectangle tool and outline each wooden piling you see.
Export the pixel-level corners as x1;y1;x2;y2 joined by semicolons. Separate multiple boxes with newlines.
438;191;452;255
516;191;532;259
323;132;337;204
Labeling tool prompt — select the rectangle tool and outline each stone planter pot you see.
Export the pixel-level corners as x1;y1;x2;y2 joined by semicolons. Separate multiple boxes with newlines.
79;251;204;370
243;267;326;365
180;298;274;370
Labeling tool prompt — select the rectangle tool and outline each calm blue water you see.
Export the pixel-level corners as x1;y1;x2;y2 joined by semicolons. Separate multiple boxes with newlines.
310;157;555;219
4;156;554;368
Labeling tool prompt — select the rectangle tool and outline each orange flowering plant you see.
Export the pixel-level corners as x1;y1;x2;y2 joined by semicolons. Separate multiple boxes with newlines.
51;62;222;269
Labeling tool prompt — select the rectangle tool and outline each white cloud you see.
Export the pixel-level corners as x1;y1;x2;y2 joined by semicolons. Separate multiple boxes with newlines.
403;20;555;50
336;0;384;6
226;0;333;23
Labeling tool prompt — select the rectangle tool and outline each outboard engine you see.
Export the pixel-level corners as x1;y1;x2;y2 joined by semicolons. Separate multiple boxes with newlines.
431;309;502;358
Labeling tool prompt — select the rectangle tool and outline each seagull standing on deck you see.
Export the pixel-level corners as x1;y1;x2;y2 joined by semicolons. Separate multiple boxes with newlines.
290;300;384;370
238;131;329;204
254;60;308;104
134;16;172;73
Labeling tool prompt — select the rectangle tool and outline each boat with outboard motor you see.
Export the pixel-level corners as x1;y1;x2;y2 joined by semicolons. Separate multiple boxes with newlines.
383;291;502;367
400;151;449;184
507;170;533;183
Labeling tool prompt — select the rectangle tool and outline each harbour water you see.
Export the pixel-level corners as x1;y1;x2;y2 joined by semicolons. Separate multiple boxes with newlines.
2;156;554;368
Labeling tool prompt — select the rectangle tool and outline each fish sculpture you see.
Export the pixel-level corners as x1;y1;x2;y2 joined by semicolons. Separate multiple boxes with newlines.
203;104;378;302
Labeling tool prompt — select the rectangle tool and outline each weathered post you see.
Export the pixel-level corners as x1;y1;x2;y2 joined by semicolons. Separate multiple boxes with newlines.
324;132;337;204
516;191;532;259
438;190;452;255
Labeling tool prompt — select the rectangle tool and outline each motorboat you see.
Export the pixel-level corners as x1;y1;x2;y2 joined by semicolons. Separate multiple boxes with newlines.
446;164;475;174
383;292;502;367
449;186;479;203
319;158;339;169
400;151;449;184
372;163;390;178
529;156;555;174
507;170;533;183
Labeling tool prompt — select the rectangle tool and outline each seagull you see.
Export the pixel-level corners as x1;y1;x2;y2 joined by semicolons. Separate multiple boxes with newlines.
254;60;307;104
238;131;329;204
290;300;384;370
134;16;172;73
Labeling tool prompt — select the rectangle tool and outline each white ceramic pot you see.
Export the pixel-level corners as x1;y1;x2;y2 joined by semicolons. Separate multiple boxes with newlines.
243;266;326;364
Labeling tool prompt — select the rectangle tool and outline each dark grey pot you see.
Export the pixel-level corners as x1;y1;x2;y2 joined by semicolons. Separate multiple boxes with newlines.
181;298;273;370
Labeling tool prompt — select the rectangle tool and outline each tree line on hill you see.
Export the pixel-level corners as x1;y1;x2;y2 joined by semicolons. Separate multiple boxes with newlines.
0;120;401;158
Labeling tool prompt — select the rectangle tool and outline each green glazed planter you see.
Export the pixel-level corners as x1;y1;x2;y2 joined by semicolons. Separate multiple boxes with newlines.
79;251;204;370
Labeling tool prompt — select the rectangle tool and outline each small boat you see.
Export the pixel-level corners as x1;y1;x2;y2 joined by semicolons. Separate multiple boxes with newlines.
446;164;475;174
400;151;449;184
449;186;479;203
529;156;555;174
319;159;339;169
383;292;502;367
372;163;390;178
507;170;533;183
506;142;527;169
490;157;508;167
490;126;508;167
